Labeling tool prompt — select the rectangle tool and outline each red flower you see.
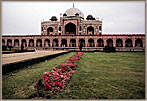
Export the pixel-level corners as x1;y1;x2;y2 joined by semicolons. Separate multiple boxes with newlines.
40;52;83;94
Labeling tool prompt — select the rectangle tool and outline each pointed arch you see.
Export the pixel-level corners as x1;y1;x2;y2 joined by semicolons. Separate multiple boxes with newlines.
107;39;113;47
52;39;59;47
116;39;123;47
125;39;133;47
97;39;104;47
61;39;67;47
135;38;143;47
88;38;95;47
65;22;76;35
70;39;76;47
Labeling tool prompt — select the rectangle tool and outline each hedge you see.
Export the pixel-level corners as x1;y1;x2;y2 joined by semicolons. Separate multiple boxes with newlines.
2;51;70;75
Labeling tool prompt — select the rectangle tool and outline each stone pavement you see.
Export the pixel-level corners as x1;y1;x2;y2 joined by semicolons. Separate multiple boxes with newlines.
2;50;67;65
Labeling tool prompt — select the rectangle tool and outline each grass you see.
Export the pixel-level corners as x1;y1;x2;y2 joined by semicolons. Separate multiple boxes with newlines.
2;52;75;99
2;52;145;99
50;52;145;99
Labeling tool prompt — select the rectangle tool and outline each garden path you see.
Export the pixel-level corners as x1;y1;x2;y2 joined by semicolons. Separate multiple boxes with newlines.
2;50;67;65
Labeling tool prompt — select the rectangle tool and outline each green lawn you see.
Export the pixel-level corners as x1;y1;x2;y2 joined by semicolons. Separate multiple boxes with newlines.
2;52;75;99
2;52;145;99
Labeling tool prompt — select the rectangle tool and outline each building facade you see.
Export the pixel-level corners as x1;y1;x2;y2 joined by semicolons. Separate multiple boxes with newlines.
2;6;145;51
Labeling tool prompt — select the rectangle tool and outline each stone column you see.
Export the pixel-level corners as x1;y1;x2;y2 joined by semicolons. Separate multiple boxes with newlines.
142;39;145;48
95;26;97;35
123;39;125;47
19;39;21;47
50;39;53;47
63;24;65;35
113;38;116;47
45;26;47;35
132;38;135;47
42;38;44;48
27;39;29;47
104;39;107;47
85;38;88;47
59;39;61;47
12;39;14;47
5;39;7;46
77;23;79;35
94;39;97;47
76;38;78;47
67;39;70;47
34;39;36;47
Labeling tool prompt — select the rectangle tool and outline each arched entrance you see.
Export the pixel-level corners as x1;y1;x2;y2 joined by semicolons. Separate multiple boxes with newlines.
70;39;76;47
61;39;67;47
29;39;34;47
22;39;27;47
116;39;123;47
65;22;76;35
47;27;54;35
52;39;58;47
87;26;94;35
88;39;94;47
2;39;5;46
79;39;85;47
14;39;19;47
107;39;113;47
36;39;42;47
2;39;6;51
7;39;12;47
97;39;104;47
135;39;143;47
125;39;132;47
44;39;50;47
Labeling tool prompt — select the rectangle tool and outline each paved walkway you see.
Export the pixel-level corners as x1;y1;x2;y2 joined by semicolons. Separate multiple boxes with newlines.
2;50;67;65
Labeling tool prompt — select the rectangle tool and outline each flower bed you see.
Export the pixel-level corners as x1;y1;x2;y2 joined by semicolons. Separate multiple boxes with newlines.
40;52;83;94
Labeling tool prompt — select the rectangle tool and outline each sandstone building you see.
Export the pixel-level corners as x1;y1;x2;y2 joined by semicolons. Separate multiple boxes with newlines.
2;6;145;51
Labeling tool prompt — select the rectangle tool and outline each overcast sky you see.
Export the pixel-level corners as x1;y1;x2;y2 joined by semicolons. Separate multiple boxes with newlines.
2;1;145;35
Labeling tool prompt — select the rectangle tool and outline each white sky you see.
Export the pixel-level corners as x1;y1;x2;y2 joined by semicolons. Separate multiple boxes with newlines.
2;1;145;35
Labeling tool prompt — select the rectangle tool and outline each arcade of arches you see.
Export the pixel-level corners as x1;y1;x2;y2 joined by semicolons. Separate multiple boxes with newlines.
2;37;144;49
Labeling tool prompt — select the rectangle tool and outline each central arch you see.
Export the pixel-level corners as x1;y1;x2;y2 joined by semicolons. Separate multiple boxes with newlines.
65;22;76;35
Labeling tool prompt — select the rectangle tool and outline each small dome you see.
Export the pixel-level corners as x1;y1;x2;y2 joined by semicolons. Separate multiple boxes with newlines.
87;14;93;18
63;13;67;16
86;14;95;20
50;16;58;21
65;7;84;18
